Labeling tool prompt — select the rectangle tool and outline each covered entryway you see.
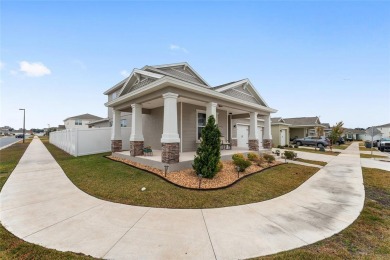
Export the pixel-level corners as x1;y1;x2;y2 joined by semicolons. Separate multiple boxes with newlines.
280;129;286;146
237;125;249;148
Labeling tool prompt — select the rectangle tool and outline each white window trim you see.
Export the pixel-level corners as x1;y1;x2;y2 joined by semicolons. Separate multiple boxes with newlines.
195;110;220;142
196;109;206;142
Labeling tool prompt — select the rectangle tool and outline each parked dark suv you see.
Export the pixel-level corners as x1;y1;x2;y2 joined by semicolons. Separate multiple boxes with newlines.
333;137;345;145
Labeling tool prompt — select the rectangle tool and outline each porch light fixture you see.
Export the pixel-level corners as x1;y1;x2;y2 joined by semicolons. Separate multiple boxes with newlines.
198;174;203;189
235;166;240;178
164;165;169;177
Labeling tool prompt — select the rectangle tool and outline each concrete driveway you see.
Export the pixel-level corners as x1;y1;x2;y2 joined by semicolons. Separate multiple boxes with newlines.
0;138;365;259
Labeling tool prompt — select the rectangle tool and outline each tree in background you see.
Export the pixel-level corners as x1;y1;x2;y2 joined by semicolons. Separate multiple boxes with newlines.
329;121;344;145
192;115;221;179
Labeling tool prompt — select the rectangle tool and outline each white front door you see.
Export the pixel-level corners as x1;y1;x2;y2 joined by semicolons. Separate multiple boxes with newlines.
258;126;263;148
280;129;286;146
237;125;249;148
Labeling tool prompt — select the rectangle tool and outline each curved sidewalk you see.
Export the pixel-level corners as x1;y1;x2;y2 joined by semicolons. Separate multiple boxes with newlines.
0;138;364;259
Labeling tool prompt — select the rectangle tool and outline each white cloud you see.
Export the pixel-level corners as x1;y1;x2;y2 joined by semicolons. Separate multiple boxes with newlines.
19;61;51;77
120;70;130;77
0;61;4;70
10;70;18;76
169;44;188;53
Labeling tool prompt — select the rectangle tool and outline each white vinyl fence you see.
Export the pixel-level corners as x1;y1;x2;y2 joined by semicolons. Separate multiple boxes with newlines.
49;127;131;156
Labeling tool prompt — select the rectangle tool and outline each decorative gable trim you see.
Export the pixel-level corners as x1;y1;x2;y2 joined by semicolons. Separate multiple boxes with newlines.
215;79;269;107
117;69;164;97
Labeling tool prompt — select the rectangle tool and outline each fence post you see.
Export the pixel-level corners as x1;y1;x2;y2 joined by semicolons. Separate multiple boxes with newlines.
75;128;79;157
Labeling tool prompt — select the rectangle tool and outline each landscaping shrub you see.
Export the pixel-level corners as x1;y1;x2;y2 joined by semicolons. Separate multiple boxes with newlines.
284;144;289;147
294;145;299;148
319;147;326;152
233;157;252;172
193;115;221;178
216;161;223;172
232;153;244;161
247;152;259;161
256;156;266;167
284;151;295;160
263;154;275;163
288;145;293;148
277;145;282;149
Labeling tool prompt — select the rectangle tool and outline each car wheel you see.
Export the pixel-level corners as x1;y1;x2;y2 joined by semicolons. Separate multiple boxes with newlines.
317;143;324;148
296;141;302;146
380;147;384;152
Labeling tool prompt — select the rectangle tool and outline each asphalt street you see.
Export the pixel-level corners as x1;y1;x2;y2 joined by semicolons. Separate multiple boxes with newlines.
0;136;21;149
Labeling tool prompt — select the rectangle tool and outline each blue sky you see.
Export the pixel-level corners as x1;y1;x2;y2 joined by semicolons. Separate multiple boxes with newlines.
1;1;389;129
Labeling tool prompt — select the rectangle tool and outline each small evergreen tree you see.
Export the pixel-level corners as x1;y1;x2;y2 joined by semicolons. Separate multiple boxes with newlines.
192;115;221;178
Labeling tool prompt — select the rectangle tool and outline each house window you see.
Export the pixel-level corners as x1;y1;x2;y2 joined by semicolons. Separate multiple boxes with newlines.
75;119;82;125
197;111;206;140
121;119;127;127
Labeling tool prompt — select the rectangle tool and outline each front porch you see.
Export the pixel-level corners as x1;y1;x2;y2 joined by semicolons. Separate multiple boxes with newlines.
112;147;269;172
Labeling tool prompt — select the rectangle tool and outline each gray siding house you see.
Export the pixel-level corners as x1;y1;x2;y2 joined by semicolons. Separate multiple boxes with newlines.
104;62;277;164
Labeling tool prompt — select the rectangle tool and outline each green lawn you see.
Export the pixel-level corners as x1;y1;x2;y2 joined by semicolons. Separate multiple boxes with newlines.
360;153;388;159
0;139;95;260
41;138;319;208
257;167;390;259
294;158;327;166
281;147;340;156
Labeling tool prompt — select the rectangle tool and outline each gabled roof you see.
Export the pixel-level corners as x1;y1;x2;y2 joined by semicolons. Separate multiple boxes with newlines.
376;123;390;128
365;127;382;136
213;79;269;107
283;117;321;126
343;128;366;134
64;113;103;121
271;117;287;124
104;62;274;110
148;62;210;87
87;118;110;125
321;123;331;129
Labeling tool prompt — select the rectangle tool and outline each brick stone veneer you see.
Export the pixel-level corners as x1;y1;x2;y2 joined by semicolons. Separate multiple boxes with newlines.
231;139;237;147
130;141;144;156
263;139;272;149
248;139;259;151
162;142;180;164
111;140;122;152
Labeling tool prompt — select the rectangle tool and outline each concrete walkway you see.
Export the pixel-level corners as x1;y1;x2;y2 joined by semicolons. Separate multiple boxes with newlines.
1;138;365;259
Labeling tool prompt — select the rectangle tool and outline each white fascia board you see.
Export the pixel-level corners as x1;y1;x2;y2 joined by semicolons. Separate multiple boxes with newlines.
214;79;247;92
103;78;127;95
105;76;278;113
271;123;291;126
151;62;210;87
117;69;164;97
214;79;270;108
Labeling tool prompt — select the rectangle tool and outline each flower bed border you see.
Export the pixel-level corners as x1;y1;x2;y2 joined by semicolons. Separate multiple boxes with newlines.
104;155;286;191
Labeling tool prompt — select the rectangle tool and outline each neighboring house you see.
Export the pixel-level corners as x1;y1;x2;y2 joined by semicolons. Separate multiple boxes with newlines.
321;123;332;137
104;62;277;163
0;126;13;135
283;116;324;140
271;117;290;146
88;118;111;128
376;123;390;138
57;125;65;130
359;127;382;142
64;113;103;129
343;128;366;141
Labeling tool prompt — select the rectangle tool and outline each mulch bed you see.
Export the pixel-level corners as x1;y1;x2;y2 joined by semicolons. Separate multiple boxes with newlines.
107;156;281;189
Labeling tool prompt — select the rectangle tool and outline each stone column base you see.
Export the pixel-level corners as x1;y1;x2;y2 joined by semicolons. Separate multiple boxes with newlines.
248;139;259;151
130;141;144;156
162;143;180;164
111;140;122;152
231;139;237;147
263;139;272;149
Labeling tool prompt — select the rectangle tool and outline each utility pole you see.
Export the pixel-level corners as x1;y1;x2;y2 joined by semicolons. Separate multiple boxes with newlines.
19;109;26;143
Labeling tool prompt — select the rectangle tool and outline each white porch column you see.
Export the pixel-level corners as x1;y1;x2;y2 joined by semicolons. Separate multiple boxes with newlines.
248;112;259;151
249;112;259;139
111;109;122;152
130;104;144;141
161;92;180;163
129;104;144;156
206;102;218;121
263;114;272;149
